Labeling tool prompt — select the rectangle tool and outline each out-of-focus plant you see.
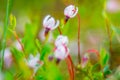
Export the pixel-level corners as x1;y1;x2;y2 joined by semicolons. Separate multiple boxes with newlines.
75;48;110;80
103;0;120;70
0;0;13;71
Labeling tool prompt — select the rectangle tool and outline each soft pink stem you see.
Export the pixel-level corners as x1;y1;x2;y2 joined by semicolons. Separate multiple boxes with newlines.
77;13;81;64
66;54;74;80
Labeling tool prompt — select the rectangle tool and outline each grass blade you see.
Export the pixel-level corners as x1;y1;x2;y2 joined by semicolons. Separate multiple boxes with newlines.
0;0;13;71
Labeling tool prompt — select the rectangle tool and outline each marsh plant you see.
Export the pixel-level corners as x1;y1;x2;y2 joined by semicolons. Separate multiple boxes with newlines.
0;0;120;80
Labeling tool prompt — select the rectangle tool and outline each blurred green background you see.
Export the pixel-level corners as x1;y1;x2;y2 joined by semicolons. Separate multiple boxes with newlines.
0;0;120;54
0;0;120;79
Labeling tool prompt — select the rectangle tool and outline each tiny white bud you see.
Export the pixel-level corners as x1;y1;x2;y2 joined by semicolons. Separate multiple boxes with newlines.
64;5;78;18
43;15;59;30
55;35;68;47
54;45;69;60
54;35;69;60
81;54;89;68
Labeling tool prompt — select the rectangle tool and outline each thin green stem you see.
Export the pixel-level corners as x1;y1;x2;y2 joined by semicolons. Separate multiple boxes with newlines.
105;18;112;54
0;0;13;71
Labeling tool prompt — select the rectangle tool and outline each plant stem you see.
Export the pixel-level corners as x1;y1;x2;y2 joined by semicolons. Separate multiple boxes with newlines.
13;31;24;52
105;18;112;54
77;13;81;64
69;55;74;80
0;0;13;71
57;26;62;35
44;32;49;43
66;55;74;80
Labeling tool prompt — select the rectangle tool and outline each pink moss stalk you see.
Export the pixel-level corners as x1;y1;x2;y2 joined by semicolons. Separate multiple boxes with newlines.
77;13;81;64
13;31;24;52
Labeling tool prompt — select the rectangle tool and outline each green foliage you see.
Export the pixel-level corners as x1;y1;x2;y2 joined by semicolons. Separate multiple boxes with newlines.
92;63;100;72
111;25;120;41
111;25;120;35
22;23;38;55
4;71;14;80
93;72;103;80
9;14;16;30
36;60;63;80
103;65;112;77
100;48;110;67
45;64;62;80
40;43;52;60
76;62;104;80
11;47;24;61
11;48;32;79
